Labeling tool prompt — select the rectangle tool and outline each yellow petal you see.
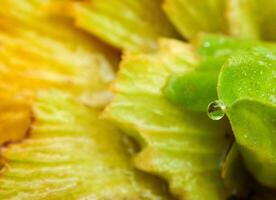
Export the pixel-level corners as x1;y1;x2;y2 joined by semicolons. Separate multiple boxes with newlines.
163;0;227;39
60;0;179;52
0;0;119;103
104;39;231;200
0;91;171;199
0;97;31;145
0;1;171;199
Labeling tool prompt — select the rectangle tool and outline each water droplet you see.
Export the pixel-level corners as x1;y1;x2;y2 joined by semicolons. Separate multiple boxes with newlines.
207;100;226;120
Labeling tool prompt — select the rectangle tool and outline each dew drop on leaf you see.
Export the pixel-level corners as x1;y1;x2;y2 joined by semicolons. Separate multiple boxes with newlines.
207;100;226;120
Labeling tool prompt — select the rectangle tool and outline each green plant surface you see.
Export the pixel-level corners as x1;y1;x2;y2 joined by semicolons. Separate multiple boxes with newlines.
164;71;218;112
227;100;276;188
218;47;276;106
104;38;231;200
164;34;272;111
0;0;276;198
221;142;250;195
218;47;276;188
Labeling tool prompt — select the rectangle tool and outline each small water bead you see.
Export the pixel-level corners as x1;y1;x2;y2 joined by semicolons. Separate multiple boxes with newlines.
207;100;227;120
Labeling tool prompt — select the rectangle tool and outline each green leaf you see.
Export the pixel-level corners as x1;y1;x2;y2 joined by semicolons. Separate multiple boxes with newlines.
218;47;276;188
218;47;276;106
228;100;276;188
164;34;271;111
61;0;179;52
105;39;231;200
164;71;218;111
195;34;263;58
222;142;250;196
